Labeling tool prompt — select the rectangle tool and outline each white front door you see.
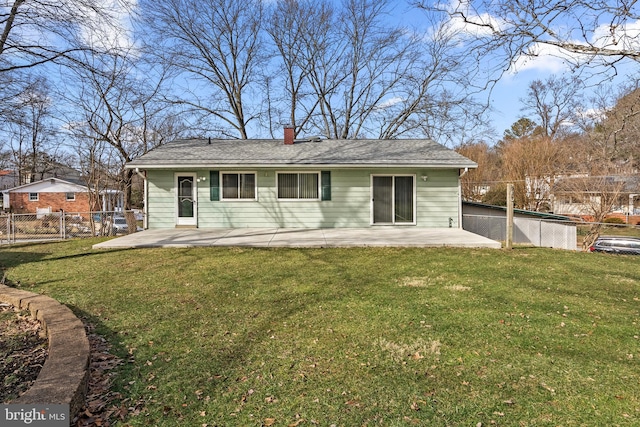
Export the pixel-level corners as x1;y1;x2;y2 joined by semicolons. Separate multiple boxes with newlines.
175;173;197;226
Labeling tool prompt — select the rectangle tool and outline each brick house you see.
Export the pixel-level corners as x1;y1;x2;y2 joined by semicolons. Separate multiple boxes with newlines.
2;178;123;215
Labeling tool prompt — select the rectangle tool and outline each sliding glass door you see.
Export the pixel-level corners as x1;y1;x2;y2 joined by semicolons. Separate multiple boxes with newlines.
371;175;415;225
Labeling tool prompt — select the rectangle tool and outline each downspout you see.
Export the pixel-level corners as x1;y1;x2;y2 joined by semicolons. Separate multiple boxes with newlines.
135;168;148;229
458;168;468;229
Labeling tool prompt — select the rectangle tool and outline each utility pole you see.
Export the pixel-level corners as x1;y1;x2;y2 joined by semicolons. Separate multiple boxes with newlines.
506;183;514;250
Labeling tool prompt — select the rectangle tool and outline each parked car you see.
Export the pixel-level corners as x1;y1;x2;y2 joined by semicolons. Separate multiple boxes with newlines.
105;216;143;235
589;236;640;255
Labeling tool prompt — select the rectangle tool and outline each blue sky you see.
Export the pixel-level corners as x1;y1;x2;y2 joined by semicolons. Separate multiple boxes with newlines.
391;0;640;139
33;0;640;145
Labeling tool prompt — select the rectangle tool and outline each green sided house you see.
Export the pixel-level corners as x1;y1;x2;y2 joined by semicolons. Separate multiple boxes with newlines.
126;130;477;230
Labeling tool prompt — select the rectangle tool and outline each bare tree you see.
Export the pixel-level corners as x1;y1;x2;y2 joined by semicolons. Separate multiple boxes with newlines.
317;0;414;139
0;0;133;174
553;169;628;249
419;0;640;83
376;14;492;143
521;75;584;139
455;140;500;201
585;82;640;169
4;76;62;184
499;135;563;211
139;0;266;139
264;0;329;138
63;49;184;211
0;0;126;73
265;0;488;141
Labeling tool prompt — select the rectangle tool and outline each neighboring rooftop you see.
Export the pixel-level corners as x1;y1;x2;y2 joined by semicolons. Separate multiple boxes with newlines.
463;201;573;221
126;138;478;169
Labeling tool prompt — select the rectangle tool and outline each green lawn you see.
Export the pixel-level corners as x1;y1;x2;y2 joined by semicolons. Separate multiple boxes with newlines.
1;240;639;426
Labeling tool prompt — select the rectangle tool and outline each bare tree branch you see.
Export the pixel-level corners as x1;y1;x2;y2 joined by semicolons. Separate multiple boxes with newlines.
139;0;266;139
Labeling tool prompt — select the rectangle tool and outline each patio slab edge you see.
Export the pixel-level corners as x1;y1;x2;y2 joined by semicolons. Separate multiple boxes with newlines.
92;228;502;249
0;284;90;419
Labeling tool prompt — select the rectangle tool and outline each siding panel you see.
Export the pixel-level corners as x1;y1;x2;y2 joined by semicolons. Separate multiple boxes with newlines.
146;168;460;228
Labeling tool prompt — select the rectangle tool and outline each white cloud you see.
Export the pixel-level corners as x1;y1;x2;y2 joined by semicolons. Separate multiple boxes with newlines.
438;1;640;77
376;97;404;110
508;43;575;74
591;19;640;51
575;107;606;122
510;19;640;74
80;0;137;52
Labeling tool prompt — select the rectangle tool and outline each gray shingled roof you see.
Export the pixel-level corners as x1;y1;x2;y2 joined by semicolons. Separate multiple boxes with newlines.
127;138;477;169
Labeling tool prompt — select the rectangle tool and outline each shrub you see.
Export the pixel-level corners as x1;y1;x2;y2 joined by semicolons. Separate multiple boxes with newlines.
603;217;625;224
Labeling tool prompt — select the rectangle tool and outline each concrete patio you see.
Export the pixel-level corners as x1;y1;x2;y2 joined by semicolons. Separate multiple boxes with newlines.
92;227;502;249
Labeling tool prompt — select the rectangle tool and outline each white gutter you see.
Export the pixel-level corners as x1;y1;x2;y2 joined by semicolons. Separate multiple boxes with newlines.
126;163;479;170
458;168;469;228
135;168;148;229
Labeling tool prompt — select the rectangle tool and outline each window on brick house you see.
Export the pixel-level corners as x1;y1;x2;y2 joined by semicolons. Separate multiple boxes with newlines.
66;192;75;201
29;193;38;201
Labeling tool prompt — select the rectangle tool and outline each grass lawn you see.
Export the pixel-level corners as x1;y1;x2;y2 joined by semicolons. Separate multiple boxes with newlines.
1;239;639;426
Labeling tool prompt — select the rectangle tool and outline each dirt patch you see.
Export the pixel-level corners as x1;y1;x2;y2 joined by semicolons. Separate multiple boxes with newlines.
0;302;123;425
0;303;48;403
74;322;124;427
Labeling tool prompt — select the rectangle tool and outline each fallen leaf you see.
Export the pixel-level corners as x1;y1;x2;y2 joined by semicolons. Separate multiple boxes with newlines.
264;418;276;426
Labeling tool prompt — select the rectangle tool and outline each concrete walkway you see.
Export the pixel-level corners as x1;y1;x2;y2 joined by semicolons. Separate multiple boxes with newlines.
92;227;501;249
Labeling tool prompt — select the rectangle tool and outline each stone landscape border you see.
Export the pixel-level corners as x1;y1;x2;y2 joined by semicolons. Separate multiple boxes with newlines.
0;284;90;418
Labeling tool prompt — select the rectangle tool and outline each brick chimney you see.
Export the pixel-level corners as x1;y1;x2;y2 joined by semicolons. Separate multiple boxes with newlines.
284;125;294;145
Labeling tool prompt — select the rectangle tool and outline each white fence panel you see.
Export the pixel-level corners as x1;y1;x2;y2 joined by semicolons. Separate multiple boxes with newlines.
463;214;577;250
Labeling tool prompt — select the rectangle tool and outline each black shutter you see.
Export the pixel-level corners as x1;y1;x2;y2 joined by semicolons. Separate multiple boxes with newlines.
210;171;220;201
321;171;331;201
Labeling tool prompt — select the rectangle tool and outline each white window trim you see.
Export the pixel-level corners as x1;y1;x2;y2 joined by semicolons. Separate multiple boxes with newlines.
370;174;417;226
29;192;39;201
220;171;258;201
276;171;321;201
66;192;75;201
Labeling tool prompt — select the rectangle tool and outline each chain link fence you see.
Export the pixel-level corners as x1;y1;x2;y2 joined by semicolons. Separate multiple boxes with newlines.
0;211;142;245
464;214;640;251
576;222;640;250
463;214;578;250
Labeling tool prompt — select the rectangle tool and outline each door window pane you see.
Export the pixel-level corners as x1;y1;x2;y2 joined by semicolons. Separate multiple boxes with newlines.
373;176;393;223
178;176;194;218
394;176;414;223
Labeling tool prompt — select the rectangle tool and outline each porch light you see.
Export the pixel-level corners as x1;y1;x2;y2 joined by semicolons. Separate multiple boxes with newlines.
421;175;428;181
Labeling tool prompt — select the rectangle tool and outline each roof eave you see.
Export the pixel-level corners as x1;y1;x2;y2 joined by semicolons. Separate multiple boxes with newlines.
126;162;478;170
1;177;85;192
